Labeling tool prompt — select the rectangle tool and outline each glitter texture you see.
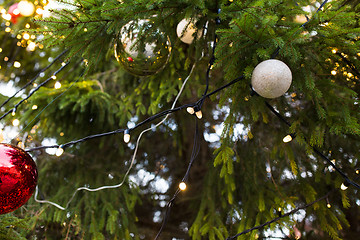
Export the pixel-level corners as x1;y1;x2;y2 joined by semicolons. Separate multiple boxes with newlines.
0;143;37;214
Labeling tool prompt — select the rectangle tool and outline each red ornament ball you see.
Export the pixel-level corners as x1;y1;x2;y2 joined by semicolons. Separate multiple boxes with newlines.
127;57;134;62
0;143;37;214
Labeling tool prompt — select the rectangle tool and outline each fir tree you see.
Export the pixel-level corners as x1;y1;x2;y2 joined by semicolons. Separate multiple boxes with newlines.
0;0;359;239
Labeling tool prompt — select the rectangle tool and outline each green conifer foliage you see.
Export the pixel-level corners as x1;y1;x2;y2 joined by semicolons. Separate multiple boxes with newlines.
0;0;359;239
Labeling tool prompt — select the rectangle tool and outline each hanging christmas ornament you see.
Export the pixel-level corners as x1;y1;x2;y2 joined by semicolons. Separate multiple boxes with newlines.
115;19;171;76
251;59;292;98
8;3;20;23
176;18;202;44
0;143;37;214
17;1;35;17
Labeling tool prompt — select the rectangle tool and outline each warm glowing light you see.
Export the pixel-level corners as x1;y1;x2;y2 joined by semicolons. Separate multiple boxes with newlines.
33;83;38;87
179;182;187;191
124;133;130;143
4;57;9;61
186;107;195;115
13;61;21;68
60;132;64;136
32;105;38;110
11;110;16;116
12;119;20;126
18;1;36;16
327;203;331;208
83;28;88;32
51;75;57;80
61;62;66;66
25;23;30;28
356;169;360;175
331;70;337;76
27;41;36;51
23;33;30;40
0;48;2;53
36;7;44;15
283;135;293;143
54;81;61;89
5;27;11;32
332;49;337;54
195;110;203;119
2;14;11;21
340;183;349;191
56;147;64;157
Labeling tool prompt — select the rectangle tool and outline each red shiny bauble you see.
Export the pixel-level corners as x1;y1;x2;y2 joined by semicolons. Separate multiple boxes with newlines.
0;143;37;214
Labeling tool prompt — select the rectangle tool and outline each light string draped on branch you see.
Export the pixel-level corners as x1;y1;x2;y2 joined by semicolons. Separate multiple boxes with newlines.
33;63;197;210
0;50;68;109
2;0;353;235
0;61;70;121
264;101;360;190
226;190;334;240
155;118;201;240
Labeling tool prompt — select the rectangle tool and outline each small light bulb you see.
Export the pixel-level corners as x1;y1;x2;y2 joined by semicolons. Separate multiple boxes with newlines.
186;107;195;115
283;134;293;143
56;146;64;157
332;49;337;54
327;203;331;208
277;207;282;212
340;182;349;191
12;119;20;127
331;70;337;76
356;169;360;175
124;130;130;143
61;62;66;66
13;61;21;68
195;110;203;119
51;75;57;80
54;81;61;89
32;105;38;110
179;182;187;191
11;109;16;116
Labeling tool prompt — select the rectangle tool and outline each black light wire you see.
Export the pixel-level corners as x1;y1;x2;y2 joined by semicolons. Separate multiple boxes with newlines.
154;118;201;240
0;50;68;109
4;0;353;237
0;61;70;121
264;101;360;190
226;190;334;240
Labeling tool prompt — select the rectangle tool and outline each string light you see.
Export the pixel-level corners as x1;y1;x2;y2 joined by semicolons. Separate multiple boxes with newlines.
186;107;195;115
340;182;349;191
282;134;293;143
55;145;64;157
179;182;187;191
12;119;20;127
195;110;203;119
54;81;61;89
3;1;356;238
13;61;21;68
123;129;130;143
11;109;16;116
32;105;38;110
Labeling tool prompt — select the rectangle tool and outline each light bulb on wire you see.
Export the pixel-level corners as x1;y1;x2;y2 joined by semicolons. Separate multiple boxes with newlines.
123;129;130;143
340;182;349;191
283;134;295;143
179;182;187;191
55;146;64;157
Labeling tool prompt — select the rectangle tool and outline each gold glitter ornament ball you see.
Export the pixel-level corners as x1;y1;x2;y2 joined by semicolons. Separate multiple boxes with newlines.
115;19;171;76
251;59;292;98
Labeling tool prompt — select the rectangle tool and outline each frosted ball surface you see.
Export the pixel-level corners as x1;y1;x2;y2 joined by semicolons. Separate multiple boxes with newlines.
251;59;292;98
176;18;202;44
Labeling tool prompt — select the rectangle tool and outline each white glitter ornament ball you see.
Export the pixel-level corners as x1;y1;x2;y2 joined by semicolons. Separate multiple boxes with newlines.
176;18;202;44
251;59;292;98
